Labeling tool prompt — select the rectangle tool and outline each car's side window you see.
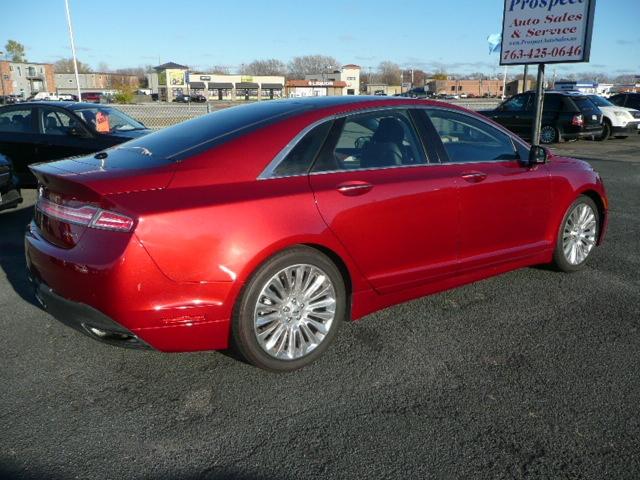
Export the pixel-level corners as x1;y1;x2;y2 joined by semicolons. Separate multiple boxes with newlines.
311;110;426;173
426;109;519;163
0;108;36;134
543;94;563;111
501;94;527;111
272;121;332;177
40;108;80;136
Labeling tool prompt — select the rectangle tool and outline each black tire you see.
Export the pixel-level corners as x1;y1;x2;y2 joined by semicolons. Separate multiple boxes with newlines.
540;125;558;144
552;195;599;272
231;246;346;372
595;120;611;141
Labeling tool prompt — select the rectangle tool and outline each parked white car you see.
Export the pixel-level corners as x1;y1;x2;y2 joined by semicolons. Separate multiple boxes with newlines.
27;92;59;101
588;95;640;140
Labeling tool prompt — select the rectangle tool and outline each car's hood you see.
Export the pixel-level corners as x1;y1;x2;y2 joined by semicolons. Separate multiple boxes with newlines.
597;105;634;117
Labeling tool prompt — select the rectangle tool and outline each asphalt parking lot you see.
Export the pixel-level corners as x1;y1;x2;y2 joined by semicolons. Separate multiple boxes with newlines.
1;136;639;480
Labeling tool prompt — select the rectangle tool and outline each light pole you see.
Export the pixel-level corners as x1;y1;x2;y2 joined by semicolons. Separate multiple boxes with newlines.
64;0;82;101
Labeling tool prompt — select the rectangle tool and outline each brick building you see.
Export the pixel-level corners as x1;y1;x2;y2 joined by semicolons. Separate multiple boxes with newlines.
0;61;56;98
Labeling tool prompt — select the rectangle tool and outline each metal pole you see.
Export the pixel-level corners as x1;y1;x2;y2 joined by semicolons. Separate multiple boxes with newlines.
523;65;529;93
64;0;82;101
501;65;508;99
531;63;546;147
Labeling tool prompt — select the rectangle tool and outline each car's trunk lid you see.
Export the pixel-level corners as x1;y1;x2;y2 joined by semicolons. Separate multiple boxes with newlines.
30;148;176;248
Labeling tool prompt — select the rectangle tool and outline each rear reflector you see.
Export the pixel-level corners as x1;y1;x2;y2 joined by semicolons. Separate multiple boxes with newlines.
36;197;134;232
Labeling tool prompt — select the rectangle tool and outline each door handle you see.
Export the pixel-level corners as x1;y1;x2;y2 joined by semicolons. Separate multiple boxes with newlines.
461;171;487;183
336;181;373;196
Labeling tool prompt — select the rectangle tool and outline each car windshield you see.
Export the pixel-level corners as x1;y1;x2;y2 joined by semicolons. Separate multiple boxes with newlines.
588;95;614;107
74;106;145;134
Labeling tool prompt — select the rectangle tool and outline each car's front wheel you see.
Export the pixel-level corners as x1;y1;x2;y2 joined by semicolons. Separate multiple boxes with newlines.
232;246;346;372
552;196;599;272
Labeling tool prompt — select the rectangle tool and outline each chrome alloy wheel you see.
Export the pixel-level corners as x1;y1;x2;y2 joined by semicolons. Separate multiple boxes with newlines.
562;203;597;265
540;125;557;144
253;264;336;360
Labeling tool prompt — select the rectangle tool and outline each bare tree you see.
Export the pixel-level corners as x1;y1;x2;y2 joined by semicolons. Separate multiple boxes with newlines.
209;65;230;75
97;62;110;72
5;40;26;62
287;55;340;79
377;61;402;85
54;58;92;73
243;59;286;76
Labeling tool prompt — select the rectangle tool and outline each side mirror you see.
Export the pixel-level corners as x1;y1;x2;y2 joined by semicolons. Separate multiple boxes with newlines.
529;145;548;165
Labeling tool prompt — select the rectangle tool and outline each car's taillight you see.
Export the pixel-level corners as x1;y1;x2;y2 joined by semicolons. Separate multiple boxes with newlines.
37;197;134;232
571;114;584;127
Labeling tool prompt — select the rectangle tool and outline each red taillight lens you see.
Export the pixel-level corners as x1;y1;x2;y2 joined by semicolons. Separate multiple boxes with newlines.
37;197;134;232
91;210;135;231
571;114;584;127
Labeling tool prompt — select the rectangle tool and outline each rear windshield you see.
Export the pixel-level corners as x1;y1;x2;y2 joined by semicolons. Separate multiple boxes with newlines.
120;101;311;161
572;96;598;111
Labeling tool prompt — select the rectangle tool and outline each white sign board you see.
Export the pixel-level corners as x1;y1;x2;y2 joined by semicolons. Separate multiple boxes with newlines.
500;0;596;65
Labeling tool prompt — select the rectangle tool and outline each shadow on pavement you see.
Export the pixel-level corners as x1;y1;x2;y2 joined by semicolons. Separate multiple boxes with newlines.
0;462;286;480
0;204;37;307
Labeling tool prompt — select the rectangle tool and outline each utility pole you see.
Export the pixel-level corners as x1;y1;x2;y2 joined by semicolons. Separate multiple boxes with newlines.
531;64;546;146
64;0;82;101
523;65;529;93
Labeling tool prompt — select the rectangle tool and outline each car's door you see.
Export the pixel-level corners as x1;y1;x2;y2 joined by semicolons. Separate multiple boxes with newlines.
35;106;103;162
308;108;460;293
0;106;40;186
422;107;552;271
486;93;533;138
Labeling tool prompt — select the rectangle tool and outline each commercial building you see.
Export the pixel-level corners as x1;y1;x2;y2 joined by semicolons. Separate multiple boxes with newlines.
286;79;348;97
147;62;285;101
304;64;361;95
427;78;505;97
55;72;139;95
0;61;55;98
364;84;402;96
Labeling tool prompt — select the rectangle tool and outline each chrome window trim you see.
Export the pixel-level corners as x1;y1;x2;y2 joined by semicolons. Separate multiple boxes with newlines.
257;104;531;180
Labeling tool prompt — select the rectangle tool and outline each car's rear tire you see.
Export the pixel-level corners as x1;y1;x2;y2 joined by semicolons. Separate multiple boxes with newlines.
540;125;559;144
552;196;599;272
595;119;611;141
231;246;346;372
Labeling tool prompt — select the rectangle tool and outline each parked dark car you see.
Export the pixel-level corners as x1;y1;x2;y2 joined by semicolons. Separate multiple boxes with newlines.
480;91;603;144
174;93;207;103
608;92;640;111
0;153;22;212
0;101;151;187
0;95;23;105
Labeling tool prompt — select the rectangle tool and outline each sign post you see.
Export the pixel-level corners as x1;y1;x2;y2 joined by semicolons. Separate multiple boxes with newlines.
500;0;596;146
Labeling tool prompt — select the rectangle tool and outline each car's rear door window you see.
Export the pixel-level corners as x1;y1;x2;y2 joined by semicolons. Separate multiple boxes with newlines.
0;108;36;133
311;109;426;173
271;121;333;177
425;109;519;163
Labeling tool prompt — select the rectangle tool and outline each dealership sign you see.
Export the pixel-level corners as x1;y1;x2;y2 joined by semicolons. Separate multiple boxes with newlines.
500;0;596;65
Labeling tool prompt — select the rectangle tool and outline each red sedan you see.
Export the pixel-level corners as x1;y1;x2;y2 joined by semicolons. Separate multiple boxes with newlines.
25;97;608;371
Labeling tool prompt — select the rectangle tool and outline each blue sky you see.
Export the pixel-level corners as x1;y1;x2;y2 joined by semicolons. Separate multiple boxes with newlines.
2;0;639;76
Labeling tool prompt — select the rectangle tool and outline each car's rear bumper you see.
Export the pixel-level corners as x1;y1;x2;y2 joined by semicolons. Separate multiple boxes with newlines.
0;183;22;211
562;126;603;140
25;221;237;352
